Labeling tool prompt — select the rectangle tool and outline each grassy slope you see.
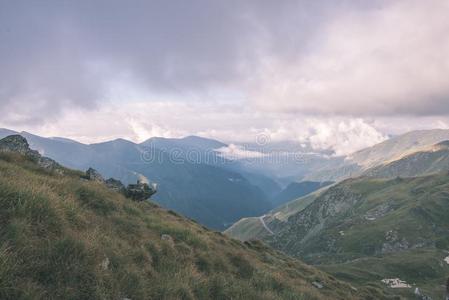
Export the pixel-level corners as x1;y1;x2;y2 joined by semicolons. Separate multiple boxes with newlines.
0;153;362;300
267;175;449;299
225;187;329;242
305;129;449;182
363;145;449;178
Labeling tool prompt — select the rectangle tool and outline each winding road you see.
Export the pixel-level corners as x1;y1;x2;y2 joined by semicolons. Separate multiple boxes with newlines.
259;215;274;234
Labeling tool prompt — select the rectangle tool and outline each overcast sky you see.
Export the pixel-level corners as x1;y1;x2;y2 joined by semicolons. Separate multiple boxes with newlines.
1;0;449;155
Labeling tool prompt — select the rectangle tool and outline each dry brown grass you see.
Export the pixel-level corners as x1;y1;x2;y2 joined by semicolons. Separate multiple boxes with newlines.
0;153;364;299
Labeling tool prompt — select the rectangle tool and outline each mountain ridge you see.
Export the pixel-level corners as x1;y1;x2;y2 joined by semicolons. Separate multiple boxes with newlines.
0;130;274;230
230;173;449;299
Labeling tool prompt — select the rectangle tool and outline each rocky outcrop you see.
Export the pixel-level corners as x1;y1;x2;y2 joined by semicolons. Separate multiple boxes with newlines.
83;168;156;201
381;230;410;254
0;135;40;158
86;167;105;182
124;179;157;201
105;178;125;193
0;135;157;201
0;135;63;173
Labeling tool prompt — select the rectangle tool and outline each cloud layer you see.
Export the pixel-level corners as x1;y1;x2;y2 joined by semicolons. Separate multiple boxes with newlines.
1;0;449;155
251;0;449;116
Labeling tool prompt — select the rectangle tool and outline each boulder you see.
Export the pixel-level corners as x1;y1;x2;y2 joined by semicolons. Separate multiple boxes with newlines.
125;179;157;201
85;168;105;182
100;257;110;271
105;178;125;193
161;234;174;245
0;135;63;173
0;135;40;159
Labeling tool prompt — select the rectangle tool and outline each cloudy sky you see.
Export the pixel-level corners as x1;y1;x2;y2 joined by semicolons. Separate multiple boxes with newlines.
1;0;449;155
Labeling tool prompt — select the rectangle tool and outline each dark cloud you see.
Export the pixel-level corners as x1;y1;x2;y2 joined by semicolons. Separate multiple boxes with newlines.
0;0;365;124
3;0;442;127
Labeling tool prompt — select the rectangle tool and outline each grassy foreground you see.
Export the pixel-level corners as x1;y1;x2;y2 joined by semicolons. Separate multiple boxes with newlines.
0;152;363;300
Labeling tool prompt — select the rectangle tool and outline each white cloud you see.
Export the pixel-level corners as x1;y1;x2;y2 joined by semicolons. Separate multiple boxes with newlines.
1;100;392;155
304;119;387;156
216;144;268;159
2;0;449;157
251;0;449;116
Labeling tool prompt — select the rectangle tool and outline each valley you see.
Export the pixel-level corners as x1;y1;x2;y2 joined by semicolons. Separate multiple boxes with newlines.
2;129;449;299
228;130;449;299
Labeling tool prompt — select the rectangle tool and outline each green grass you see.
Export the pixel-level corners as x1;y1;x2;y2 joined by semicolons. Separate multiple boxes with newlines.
255;174;449;299
0;153;362;300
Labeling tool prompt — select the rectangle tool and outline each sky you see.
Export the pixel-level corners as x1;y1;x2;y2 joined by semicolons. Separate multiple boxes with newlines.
1;0;449;155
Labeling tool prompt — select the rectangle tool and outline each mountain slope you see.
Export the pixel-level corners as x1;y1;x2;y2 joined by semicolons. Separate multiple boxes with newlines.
225;186;331;242
349;129;449;168
271;181;333;207
0;131;272;230
363;140;449;178
0;150;364;299
306;129;449;182
263;174;449;299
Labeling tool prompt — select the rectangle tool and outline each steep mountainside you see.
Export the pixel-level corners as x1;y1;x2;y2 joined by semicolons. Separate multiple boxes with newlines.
0;148;366;299
271;181;333;207
363;140;449;178
260;175;449;299
306;129;449;182
349;129;449;168
0;130;273;230
225;186;330;242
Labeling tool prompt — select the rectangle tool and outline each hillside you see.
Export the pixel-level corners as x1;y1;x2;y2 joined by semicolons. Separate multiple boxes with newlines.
225;187;330;242
363;140;449;178
306;129;449;182
348;129;449;168
230;134;449;243
271;181;333;207
0;145;366;299
0;130;273;230
259;175;449;299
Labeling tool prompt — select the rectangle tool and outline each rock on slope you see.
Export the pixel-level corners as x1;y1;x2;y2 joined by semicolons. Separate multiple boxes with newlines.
0;135;63;173
0;142;368;299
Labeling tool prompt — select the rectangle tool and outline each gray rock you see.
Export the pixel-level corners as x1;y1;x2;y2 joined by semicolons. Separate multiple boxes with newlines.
125;180;157;201
100;257;110;270
161;234;174;244
85;168;105;182
38;156;63;174
381;230;410;254
1;135;32;153
105;178;125;193
0;135;40;159
0;135;64;173
312;281;323;289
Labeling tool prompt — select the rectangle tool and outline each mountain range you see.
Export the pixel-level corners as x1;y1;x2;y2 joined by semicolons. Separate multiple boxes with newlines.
305;129;449;182
2;128;449;298
0;144;371;299
227;129;449;299
0;129;280;230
